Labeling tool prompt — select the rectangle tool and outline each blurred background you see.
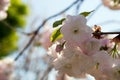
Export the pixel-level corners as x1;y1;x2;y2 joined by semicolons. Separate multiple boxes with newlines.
0;0;120;80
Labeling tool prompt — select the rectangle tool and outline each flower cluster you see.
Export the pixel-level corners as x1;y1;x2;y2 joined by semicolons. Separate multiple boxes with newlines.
0;0;10;20
41;14;120;80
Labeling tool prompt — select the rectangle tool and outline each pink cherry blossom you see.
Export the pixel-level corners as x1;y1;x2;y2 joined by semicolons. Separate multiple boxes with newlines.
40;27;53;50
47;42;60;59
87;67;111;80
79;37;101;56
97;63;120;80
0;58;14;80
92;51;114;72
102;0;120;10
100;38;110;47
0;11;7;21
0;0;10;11
48;14;120;79
56;44;63;52
60;15;92;46
53;43;96;78
100;38;114;51
87;51;119;80
0;0;10;20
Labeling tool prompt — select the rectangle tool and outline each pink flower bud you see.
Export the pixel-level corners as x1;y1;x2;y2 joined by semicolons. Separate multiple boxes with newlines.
56;44;63;52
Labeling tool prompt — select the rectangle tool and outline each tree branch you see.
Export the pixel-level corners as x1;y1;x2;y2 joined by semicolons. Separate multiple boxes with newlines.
0;21;34;36
40;65;53;80
14;0;82;61
75;0;83;14
87;3;102;20
93;32;120;35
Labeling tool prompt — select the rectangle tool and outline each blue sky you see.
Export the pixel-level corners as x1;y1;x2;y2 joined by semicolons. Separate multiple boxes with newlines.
23;0;120;32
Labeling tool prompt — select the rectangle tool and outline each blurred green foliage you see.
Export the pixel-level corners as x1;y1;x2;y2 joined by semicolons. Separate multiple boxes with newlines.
0;32;18;59
7;0;28;27
0;0;28;58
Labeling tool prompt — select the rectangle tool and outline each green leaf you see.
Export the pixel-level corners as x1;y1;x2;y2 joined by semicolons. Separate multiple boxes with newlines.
53;18;65;28
80;10;94;17
50;27;63;42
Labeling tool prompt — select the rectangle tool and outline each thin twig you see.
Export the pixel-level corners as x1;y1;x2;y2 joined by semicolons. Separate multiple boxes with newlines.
40;65;53;80
93;32;120;35
0;21;34;36
0;21;16;32
75;0;83;14
14;0;81;61
87;3;102;20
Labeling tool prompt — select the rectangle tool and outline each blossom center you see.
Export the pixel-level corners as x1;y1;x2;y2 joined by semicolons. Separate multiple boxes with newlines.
73;28;79;34
64;64;72;69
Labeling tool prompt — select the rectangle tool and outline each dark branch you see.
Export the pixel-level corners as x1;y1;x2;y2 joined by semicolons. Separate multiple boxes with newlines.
93;32;120;35
14;0;81;61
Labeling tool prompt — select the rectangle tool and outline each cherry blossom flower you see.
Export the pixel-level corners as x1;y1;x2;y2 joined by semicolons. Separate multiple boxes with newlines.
48;14;120;79
87;67;111;80
47;43;59;59
92;51;114;73
40;27;53;50
87;51;119;80
102;0;120;10
94;63;120;80
0;0;10;11
53;43;96;78
0;11;7;21
100;38;111;47
0;58;14;80
100;38;114;52
79;37;101;56
0;0;10;20
60;15;92;46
